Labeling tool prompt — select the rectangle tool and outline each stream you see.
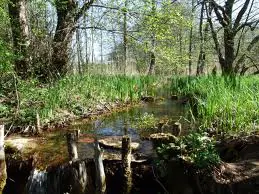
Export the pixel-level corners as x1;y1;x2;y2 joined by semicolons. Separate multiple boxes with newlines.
4;99;190;194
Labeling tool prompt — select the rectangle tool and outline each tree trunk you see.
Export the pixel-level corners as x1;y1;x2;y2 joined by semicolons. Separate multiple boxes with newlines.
0;125;7;193
188;0;195;76
8;0;30;79
222;28;235;76
51;0;94;78
84;15;89;72
51;8;75;77
123;0;128;74
197;1;208;75
76;28;82;74
148;39;155;75
147;0;156;75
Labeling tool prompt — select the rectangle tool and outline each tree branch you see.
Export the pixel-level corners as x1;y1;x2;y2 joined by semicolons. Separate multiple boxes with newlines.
238;18;259;31
75;0;95;21
233;0;251;30
206;2;225;64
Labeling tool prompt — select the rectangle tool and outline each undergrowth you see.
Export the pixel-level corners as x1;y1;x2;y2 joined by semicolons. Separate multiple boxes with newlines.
0;74;169;126
170;76;259;135
157;132;220;168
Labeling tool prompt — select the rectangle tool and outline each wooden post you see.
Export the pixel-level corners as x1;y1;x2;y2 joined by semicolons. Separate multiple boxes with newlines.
75;129;80;141
122;135;132;194
36;112;42;134
0;125;7;193
94;137;106;194
172;122;182;136
66;132;78;161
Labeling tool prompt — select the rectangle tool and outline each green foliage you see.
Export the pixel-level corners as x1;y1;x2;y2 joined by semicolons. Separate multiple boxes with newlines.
1;75;169;125
157;132;220;168
131;112;158;130
170;76;259;134
0;40;14;74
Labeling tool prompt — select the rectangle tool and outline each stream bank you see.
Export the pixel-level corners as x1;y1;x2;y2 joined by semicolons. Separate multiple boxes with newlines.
3;134;259;194
2;99;259;194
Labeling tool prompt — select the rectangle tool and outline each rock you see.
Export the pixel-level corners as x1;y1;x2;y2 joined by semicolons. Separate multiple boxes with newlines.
98;137;140;151
149;133;178;147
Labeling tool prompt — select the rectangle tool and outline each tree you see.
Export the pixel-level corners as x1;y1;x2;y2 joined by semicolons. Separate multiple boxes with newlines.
51;0;94;77
197;0;209;75
205;0;259;76
147;0;156;75
8;0;30;78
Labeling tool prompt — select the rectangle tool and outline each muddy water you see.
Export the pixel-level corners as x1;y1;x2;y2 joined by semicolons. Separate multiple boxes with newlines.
6;100;188;167
72;99;188;135
4;100;189;194
71;100;189;161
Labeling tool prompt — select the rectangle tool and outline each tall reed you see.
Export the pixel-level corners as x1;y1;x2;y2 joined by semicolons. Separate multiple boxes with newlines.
170;76;259;134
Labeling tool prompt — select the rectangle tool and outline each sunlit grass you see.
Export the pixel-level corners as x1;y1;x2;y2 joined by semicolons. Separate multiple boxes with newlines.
14;74;170;125
170;76;259;134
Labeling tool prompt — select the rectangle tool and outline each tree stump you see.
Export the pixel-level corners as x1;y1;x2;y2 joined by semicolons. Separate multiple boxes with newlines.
0;125;7;193
66;132;78;161
122;135;132;194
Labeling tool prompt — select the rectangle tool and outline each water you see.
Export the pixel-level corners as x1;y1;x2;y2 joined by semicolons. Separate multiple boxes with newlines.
6;100;188;167
72;100;188;137
5;99;189;194
71;100;189;161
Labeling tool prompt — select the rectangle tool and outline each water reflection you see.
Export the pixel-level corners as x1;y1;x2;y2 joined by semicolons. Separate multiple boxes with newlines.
72;100;188;137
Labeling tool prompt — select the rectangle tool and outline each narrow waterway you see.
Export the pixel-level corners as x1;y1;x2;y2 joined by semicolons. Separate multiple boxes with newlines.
4;99;189;194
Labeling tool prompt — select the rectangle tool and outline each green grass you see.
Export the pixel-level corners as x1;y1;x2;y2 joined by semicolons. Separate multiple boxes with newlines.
1;74;170;125
170;75;259;134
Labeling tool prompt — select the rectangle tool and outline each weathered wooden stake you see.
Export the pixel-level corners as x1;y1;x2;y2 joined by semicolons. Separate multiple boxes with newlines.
122;135;132;194
94;137;106;194
0;125;7;193
36;112;42;134
75;129;80;141
172;122;182;136
66;132;78;161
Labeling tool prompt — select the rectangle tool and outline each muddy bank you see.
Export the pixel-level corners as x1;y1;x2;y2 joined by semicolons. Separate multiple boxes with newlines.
186;135;259;194
4;156;163;194
3;135;259;194
3;100;139;135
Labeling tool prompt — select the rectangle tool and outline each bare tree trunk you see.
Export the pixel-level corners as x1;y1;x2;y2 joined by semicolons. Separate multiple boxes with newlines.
51;6;75;77
112;32;119;72
188;0;195;76
51;0;94;78
205;0;257;76
91;6;95;64
123;0;128;74
0;125;7;193
76;28;82;74
100;30;104;64
84;15;89;72
197;1;208;75
8;0;30;79
147;0;156;75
